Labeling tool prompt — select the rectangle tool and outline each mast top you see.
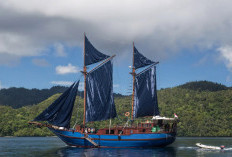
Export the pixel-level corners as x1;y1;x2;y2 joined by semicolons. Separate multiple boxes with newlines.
84;35;109;66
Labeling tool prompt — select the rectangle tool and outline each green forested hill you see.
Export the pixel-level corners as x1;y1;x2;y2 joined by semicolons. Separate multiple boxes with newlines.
158;87;232;136
178;80;228;91
0;80;226;109
0;86;124;109
0;86;69;108
0;86;232;137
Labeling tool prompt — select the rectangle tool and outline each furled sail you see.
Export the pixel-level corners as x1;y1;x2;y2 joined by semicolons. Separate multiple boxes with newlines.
133;65;159;118
33;81;79;128
85;36;109;66
86;60;116;122
134;46;154;69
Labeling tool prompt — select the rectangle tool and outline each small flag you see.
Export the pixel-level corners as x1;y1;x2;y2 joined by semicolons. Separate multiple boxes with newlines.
174;113;178;118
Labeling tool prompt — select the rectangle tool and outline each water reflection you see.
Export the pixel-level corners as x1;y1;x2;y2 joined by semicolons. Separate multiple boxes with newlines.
2;137;232;157
41;146;176;157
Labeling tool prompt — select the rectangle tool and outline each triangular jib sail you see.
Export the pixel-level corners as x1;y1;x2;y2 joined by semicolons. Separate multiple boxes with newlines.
33;81;79;128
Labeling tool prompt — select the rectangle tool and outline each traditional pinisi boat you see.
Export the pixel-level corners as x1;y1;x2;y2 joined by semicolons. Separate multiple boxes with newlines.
29;34;178;148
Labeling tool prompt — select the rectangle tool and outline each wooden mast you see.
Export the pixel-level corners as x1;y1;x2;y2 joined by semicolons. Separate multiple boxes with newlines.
83;32;87;132
82;33;116;132
131;42;136;120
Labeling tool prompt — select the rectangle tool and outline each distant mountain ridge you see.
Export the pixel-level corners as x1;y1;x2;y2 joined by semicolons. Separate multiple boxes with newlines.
177;81;228;92
0;86;69;108
0;86;125;108
0;81;229;108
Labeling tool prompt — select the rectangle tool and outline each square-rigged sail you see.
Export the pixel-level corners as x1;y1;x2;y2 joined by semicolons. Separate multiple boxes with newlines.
86;60;116;122
132;45;159;119
133;65;159;118
84;35;117;123
33;81;79;128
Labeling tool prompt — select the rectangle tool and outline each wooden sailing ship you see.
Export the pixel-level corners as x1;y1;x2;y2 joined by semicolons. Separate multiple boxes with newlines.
29;34;178;148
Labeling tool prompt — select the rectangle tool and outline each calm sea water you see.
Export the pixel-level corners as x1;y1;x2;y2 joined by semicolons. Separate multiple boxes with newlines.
1;137;232;157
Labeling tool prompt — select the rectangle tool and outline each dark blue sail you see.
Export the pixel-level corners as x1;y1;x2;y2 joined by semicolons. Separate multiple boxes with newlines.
85;36;109;66
134;46;154;69
133;65;159;118
33;81;79;128
86;60;116;122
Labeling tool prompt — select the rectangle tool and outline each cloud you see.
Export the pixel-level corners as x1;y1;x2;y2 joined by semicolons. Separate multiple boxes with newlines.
193;55;211;67
32;58;50;67
113;84;119;88
0;53;20;66
54;43;66;57
1;0;232;64
78;82;84;91
56;63;79;74
226;75;231;82
51;81;73;86
218;45;232;71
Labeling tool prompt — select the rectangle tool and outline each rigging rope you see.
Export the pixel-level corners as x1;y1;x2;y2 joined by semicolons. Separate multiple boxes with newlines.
72;75;83;129
119;118;130;136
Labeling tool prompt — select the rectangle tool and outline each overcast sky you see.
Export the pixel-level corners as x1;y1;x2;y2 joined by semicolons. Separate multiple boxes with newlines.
0;0;232;93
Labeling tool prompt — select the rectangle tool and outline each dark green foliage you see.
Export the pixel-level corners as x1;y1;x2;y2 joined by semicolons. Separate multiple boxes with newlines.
158;87;232;136
178;80;228;92
0;87;125;109
0;84;232;137
0;86;69;108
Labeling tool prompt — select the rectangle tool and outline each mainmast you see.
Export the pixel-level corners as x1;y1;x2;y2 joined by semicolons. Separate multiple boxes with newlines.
131;42;136;120
131;44;160;119
82;33;116;129
83;33;87;131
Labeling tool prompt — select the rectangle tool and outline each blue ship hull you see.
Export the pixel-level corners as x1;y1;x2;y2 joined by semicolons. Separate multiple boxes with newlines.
49;128;176;148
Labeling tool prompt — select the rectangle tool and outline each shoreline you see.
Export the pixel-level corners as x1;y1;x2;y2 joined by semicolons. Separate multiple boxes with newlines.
1;136;232;138
1;136;57;137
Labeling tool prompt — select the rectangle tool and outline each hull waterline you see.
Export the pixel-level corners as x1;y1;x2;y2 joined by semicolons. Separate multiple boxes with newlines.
50;128;176;148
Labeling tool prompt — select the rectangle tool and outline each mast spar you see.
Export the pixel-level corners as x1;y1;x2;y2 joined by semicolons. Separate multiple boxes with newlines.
83;32;87;131
131;42;136;120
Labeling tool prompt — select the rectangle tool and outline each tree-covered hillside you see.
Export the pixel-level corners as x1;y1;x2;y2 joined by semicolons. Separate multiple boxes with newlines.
0;86;124;109
0;86;69;108
158;87;232;136
0;85;232;137
178;80;228;92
